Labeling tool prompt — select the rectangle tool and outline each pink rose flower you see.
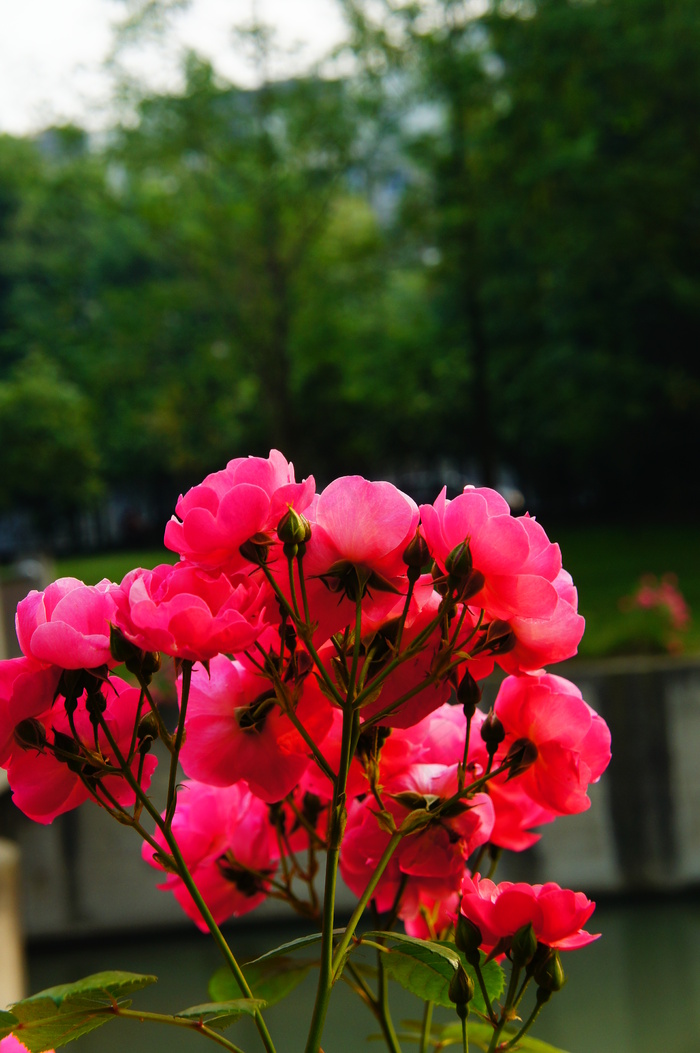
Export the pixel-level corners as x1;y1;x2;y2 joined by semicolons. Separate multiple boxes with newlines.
16;577;120;670
164;449;315;573
143;780;279;929
0;657;60;766
419;488;584;671
493;673;612;815
459;874;599;952
1;1036;51;1053
5;676;157;824
179;651;334;802
305;475;419;586
114;563;269;663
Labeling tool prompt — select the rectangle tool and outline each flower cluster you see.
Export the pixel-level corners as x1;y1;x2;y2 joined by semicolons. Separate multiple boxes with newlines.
0;450;610;990
619;572;691;654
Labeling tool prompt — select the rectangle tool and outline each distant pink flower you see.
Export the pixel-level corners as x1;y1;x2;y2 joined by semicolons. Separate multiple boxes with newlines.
164;449;315;573
143;780;279;929
114;563;268;663
180;651;334;802
493;673;611;815
16;577;120;670
459;874;599;952
5;676;156;824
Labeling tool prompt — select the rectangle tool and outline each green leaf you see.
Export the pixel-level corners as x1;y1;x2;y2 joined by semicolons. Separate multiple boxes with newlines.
0;1012;18;1028
209;957;310;1009
434;1021;573;1052
175;1000;267;1029
244;928;344;965
362;932;503;1015
2;971;157;1051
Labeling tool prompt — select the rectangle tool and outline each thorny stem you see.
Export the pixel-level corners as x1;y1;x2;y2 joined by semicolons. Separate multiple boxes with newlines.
166;659;192;820
303;688;361;1053
94;713;277;1053
105;1005;248;1053
331;829;404;981
257;560;345;706
419;1001;433;1053
377;945;402;1053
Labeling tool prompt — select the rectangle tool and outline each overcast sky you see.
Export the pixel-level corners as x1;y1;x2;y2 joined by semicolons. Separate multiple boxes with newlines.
0;0;348;134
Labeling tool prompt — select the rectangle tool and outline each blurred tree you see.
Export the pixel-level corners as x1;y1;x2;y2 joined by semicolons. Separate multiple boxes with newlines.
0;352;101;529
341;0;700;513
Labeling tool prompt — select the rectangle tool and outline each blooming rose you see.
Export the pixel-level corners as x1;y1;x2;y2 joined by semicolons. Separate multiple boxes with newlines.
5;676;157;824
143;780;279;928
1;1036;51;1053
114;563;268;663
16;577;120;670
459;874;599;952
0;657;61;766
179;651;334;802
419;488;584;671
164;449;315;573
493;673;611;815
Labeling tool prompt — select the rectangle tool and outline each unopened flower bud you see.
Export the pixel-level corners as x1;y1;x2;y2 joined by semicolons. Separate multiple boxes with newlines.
480;710;505;756
457;669;482;717
14;718;47;752
445;540;473;579
455;913;483;967
505;737;539;780
239;532;273;565
110;623;143;665
533;948;565;996
484;619;516;654
448;964;474;1020
403;530;430;581
52;730;84;772
137;712;160;754
277;507;311;546
510;922;538;967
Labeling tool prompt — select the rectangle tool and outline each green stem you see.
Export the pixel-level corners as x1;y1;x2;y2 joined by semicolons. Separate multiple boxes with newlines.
377;946;402;1053
303;702;359;1053
499;996;547;1051
166;659;192;819
331;828;404;980
461;1013;469;1053
474;962;498;1026
258;561;345;706
296;551;311;624
487;962;521;1053
161;827;277;1053
419;1001;433;1053
109;1006;247;1052
94;715;277;1053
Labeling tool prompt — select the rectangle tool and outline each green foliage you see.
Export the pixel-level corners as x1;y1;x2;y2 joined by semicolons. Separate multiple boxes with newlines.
0;971;157;1051
397;1018;573;1051
209;957;311;1008
0;352;101;522
361;932;505;1015
1;0;699;525
174;1000;267;1027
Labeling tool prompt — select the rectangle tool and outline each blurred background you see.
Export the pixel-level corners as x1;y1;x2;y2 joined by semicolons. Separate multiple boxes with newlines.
0;1;699;1050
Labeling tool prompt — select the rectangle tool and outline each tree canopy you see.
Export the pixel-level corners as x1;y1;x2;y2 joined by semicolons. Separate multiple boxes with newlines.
0;0;698;547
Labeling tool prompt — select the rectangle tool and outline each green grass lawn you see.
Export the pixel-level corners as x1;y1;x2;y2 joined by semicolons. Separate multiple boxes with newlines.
54;524;700;660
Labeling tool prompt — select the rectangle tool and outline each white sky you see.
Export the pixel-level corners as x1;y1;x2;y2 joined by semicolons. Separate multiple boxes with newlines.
0;0;349;135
